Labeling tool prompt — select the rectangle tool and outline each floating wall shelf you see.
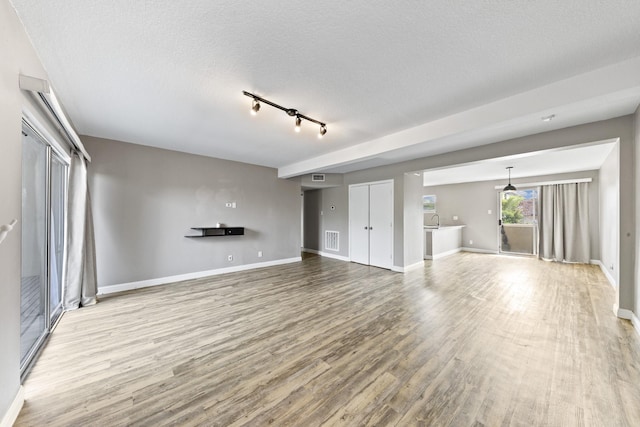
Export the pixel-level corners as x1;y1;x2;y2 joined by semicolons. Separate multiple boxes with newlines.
185;227;245;238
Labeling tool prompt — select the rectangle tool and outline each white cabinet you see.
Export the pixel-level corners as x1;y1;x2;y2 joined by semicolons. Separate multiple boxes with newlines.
349;181;393;269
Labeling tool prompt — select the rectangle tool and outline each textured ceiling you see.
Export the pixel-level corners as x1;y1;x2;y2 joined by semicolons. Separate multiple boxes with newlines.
9;0;640;177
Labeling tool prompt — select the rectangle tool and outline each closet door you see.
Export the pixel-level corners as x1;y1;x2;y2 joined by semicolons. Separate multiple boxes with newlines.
349;185;370;265
369;182;393;269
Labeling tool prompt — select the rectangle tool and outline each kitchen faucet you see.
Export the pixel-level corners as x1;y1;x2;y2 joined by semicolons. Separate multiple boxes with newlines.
431;213;440;227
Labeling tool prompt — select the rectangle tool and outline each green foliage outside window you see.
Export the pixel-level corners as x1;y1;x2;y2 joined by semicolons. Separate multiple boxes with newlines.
501;194;524;224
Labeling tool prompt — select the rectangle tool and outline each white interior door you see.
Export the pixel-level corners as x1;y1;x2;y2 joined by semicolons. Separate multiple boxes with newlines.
349;185;370;265
369;182;393;269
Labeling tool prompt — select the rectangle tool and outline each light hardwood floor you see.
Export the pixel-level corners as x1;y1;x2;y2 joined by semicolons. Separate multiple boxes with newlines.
16;253;640;426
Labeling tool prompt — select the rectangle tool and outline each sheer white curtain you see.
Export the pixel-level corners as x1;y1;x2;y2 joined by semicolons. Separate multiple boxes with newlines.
63;152;97;309
538;182;590;263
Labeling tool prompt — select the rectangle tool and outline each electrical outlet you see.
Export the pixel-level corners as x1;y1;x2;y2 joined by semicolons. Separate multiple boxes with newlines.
469;240;473;245
487;210;492;215
258;251;263;258
231;202;236;208
227;255;233;261
453;215;458;221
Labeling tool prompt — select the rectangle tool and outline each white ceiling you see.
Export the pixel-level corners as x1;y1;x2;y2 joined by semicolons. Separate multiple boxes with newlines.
9;1;640;178
422;140;617;187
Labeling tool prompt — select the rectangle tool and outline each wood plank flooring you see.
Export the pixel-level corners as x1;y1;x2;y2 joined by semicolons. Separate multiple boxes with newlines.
16;252;640;426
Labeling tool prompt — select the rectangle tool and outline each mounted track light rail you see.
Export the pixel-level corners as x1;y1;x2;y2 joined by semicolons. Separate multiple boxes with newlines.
243;91;327;138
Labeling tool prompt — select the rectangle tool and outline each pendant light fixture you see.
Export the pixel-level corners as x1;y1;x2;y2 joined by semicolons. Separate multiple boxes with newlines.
243;91;327;138
503;166;517;192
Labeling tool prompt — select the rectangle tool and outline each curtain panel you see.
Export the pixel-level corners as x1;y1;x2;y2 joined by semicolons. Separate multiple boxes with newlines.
63;152;97;309
539;183;590;263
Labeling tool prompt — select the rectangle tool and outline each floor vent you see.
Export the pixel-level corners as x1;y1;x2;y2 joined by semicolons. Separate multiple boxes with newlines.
325;230;339;252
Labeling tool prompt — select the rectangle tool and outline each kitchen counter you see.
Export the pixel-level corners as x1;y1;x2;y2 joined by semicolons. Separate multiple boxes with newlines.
424;225;465;259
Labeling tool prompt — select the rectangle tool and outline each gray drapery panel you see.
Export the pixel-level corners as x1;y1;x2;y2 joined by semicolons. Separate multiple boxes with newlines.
538;183;590;263
63;152;97;309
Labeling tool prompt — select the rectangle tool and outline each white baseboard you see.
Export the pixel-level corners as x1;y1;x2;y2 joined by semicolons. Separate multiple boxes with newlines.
392;260;424;273
616;306;632;320
591;259;616;289
633;313;640;337
1;386;24;427
461;247;499;254
616;308;640;337
424;248;461;260
97;257;302;295
301;248;350;262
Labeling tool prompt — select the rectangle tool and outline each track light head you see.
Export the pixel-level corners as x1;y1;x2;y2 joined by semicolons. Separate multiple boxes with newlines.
318;124;327;138
251;98;260;115
295;115;301;132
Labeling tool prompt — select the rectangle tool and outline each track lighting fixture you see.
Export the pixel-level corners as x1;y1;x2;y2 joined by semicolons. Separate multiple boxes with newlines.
503;166;517;192
251;98;260;115
318;124;327;139
243;91;327;137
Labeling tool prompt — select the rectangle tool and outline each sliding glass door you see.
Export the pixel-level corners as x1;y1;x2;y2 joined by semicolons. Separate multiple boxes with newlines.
20;124;48;368
498;188;539;255
21;119;68;375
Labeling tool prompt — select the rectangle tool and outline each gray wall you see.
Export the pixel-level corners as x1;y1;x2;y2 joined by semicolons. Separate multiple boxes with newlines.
302;190;321;251
600;144;619;284
0;0;68;419
83;137;301;288
299;173;343;189
302;186;349;258
403;173;424;266
318;186;349;257
424;180;499;252
424;170;601;258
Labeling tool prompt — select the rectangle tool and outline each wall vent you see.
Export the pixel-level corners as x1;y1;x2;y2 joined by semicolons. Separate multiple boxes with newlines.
325;230;339;252
311;173;326;182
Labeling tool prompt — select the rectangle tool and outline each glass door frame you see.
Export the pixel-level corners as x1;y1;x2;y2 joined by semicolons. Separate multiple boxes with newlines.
20;116;70;378
497;187;540;256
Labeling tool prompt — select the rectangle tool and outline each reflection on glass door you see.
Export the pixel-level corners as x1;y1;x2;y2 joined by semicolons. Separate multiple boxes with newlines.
21;124;47;367
498;188;539;255
21;120;68;375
